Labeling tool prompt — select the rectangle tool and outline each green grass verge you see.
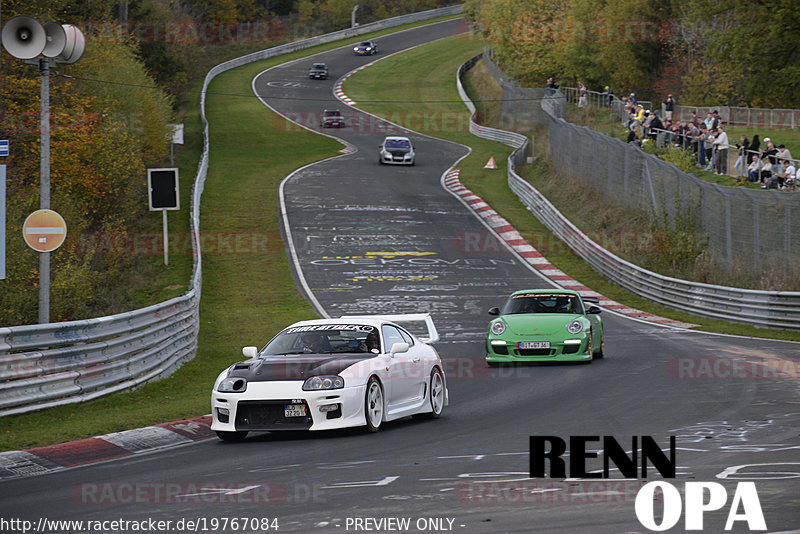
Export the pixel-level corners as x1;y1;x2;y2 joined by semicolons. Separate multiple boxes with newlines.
343;37;800;343
0;14;463;452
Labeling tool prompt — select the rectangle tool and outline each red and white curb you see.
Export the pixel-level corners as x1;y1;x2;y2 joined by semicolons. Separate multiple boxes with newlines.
334;61;377;106
443;168;698;329
0;415;215;480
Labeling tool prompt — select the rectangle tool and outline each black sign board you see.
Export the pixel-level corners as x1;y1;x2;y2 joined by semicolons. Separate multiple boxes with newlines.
147;168;180;211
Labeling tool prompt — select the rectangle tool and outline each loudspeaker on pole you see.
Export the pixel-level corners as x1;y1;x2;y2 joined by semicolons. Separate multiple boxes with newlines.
1;15;46;59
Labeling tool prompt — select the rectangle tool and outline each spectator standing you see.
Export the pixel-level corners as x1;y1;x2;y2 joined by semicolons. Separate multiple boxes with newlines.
642;110;654;138
630;93;637;105
696;126;708;166
749;134;761;153
761;138;778;166
714;126;729;175
578;82;588;108
711;110;721;130
687;122;700;154
704;129;716;171
734;135;750;178
604;86;614;106
703;112;714;130
776;144;793;162
664;94;675;121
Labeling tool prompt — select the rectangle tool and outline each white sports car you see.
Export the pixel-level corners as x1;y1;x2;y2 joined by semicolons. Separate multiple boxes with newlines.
211;314;447;440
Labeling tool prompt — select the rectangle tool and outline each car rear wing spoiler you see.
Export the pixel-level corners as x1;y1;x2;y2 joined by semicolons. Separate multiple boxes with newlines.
581;296;600;304
339;313;440;344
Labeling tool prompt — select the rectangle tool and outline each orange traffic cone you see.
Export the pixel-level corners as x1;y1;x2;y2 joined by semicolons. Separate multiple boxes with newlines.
484;157;498;169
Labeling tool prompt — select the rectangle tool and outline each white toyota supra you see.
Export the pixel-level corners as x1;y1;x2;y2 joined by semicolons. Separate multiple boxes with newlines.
211;314;447;440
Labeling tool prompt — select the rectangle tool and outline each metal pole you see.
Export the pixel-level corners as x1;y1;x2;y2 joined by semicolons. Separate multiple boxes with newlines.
163;210;169;266
39;57;51;324
351;4;359;28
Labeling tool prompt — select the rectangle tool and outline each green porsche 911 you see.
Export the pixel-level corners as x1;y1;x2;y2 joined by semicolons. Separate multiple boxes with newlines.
486;289;604;365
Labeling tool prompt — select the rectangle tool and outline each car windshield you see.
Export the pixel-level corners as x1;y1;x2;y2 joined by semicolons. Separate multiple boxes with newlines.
501;293;584;315
359;41;372;47
260;325;381;355
312;63;325;69
324;110;341;117
385;139;411;149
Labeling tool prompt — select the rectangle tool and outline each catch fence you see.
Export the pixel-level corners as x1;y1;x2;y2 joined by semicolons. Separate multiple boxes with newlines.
457;50;800;329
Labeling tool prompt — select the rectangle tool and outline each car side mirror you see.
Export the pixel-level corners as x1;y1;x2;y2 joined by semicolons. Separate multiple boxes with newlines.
488;307;500;316
242;346;258;358
587;306;602;314
389;342;409;356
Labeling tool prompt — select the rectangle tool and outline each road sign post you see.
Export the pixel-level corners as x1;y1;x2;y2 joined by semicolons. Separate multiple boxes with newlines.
1;165;5;280
147;168;180;266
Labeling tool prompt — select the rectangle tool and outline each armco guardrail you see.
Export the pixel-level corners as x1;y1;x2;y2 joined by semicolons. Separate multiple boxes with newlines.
457;53;800;330
0;5;463;418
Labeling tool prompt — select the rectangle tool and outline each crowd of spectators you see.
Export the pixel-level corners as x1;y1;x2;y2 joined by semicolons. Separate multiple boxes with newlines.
617;96;797;190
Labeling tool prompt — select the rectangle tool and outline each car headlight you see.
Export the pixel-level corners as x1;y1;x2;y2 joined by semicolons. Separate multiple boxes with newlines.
567;320;583;334
490;320;506;335
353;47;359;51
303;375;344;391
218;377;247;392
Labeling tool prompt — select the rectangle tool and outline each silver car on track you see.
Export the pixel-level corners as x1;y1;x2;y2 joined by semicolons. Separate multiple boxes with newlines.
379;136;415;165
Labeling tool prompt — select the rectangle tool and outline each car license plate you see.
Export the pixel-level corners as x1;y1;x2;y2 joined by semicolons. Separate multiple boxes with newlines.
284;404;306;417
517;341;550;349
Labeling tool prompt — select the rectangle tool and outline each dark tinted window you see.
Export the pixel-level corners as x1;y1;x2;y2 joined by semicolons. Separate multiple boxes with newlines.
501;293;584;315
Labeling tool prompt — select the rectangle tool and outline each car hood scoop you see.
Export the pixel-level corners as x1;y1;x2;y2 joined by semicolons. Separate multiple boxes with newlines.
227;355;376;382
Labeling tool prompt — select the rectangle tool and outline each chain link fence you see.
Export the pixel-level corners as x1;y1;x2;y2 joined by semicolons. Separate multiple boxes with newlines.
481;49;800;279
667;104;800;130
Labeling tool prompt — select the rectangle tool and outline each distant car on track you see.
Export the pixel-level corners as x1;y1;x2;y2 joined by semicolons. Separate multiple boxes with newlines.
486;289;603;365
211;314;447;440
353;40;378;55
379;136;415;165
308;62;328;79
321;109;345;128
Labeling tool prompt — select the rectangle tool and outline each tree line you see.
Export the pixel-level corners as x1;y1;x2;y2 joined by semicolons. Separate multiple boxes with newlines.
463;0;800;108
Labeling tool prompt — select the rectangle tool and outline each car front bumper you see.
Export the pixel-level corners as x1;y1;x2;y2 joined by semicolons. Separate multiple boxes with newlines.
211;381;367;432
486;337;592;362
380;154;414;165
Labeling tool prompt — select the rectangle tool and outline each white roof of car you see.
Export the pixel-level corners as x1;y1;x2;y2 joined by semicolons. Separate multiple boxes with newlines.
287;314;438;343
384;136;410;141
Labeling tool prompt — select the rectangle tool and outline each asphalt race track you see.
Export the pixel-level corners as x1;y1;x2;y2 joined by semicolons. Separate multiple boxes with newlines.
1;18;799;534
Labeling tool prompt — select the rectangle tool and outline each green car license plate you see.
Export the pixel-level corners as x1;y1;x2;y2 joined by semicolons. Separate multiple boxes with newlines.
284;404;307;417
517;341;550;349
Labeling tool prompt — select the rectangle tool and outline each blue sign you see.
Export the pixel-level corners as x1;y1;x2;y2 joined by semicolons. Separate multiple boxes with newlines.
0;140;8;157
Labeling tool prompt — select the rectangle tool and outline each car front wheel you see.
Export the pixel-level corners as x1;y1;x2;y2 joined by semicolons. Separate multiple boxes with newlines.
365;376;384;432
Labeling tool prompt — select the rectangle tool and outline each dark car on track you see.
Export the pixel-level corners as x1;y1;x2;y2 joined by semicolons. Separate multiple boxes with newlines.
321;109;345;128
309;62;328;79
353;40;378;55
